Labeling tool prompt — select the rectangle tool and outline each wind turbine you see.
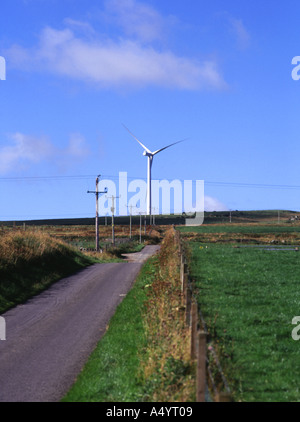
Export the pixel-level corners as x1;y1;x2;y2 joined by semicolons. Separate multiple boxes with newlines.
123;124;185;216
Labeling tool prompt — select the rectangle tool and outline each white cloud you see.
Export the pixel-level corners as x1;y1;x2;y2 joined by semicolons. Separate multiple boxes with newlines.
6;25;226;91
0;132;90;174
103;0;167;43
63;18;96;37
204;196;228;211
228;17;250;50
6;0;227;91
0;133;53;174
66;133;90;158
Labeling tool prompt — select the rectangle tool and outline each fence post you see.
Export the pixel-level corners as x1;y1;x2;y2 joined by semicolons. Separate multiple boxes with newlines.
190;301;198;360
180;258;183;285
185;284;192;326
196;330;207;402
180;252;185;268
178;241;182;256
181;262;187;287
182;273;188;304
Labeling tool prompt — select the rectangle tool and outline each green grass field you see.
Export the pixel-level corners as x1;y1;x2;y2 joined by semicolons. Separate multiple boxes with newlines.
3;215;300;402
180;224;300;234
189;241;300;402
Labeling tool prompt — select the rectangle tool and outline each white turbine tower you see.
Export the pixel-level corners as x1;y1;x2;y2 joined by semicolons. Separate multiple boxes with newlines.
123;124;185;216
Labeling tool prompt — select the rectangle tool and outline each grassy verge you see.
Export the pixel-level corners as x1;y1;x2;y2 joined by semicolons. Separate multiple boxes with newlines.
63;228;195;402
0;227;151;314
62;256;157;402
139;229;194;402
0;230;98;314
189;241;300;402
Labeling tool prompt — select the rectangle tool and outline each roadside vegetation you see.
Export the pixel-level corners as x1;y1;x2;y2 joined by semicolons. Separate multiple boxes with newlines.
0;229;98;314
182;222;300;401
0;224;162;314
63;228;195;402
0;222;194;401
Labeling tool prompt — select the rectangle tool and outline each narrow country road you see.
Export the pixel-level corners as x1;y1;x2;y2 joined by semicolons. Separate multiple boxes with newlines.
0;245;160;402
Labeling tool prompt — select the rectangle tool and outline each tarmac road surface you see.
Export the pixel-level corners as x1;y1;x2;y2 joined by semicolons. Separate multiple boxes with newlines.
0;245;160;402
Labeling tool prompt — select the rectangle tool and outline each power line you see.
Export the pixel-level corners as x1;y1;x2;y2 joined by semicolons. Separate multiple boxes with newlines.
0;213;95;220
99;175;300;190
205;181;300;190
0;174;299;190
0;175;96;181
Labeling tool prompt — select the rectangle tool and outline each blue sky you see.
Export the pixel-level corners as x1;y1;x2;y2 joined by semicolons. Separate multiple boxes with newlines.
0;0;299;220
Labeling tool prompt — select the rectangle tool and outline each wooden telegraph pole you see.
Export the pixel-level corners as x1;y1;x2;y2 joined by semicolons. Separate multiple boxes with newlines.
139;212;142;244
106;194;120;246
128;204;133;239
87;175;107;251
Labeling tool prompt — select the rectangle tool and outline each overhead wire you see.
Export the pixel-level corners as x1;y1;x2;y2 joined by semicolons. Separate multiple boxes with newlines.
0;174;298;220
0;174;299;190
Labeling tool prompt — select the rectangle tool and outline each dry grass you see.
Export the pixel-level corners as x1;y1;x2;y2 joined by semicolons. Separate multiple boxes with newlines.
0;228;96;313
180;223;300;245
29;224;165;243
0;223;165;264
140;228;195;402
0;229;68;269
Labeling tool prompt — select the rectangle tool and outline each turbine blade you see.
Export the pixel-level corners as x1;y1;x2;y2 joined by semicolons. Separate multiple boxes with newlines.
122;124;152;154
152;138;187;155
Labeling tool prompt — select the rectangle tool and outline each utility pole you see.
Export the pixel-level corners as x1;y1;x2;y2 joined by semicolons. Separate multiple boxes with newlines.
106;194;120;246
87;175;107;251
127;204;139;240
129;204;133;239
138;211;146;243
152;207;157;226
139;212;142;244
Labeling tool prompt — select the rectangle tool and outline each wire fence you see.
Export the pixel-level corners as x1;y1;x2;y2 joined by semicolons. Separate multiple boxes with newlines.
173;227;233;402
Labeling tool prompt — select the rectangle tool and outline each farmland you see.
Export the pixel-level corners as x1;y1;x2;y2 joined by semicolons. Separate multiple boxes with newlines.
179;212;300;402
1;210;300;401
0;222;163;314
